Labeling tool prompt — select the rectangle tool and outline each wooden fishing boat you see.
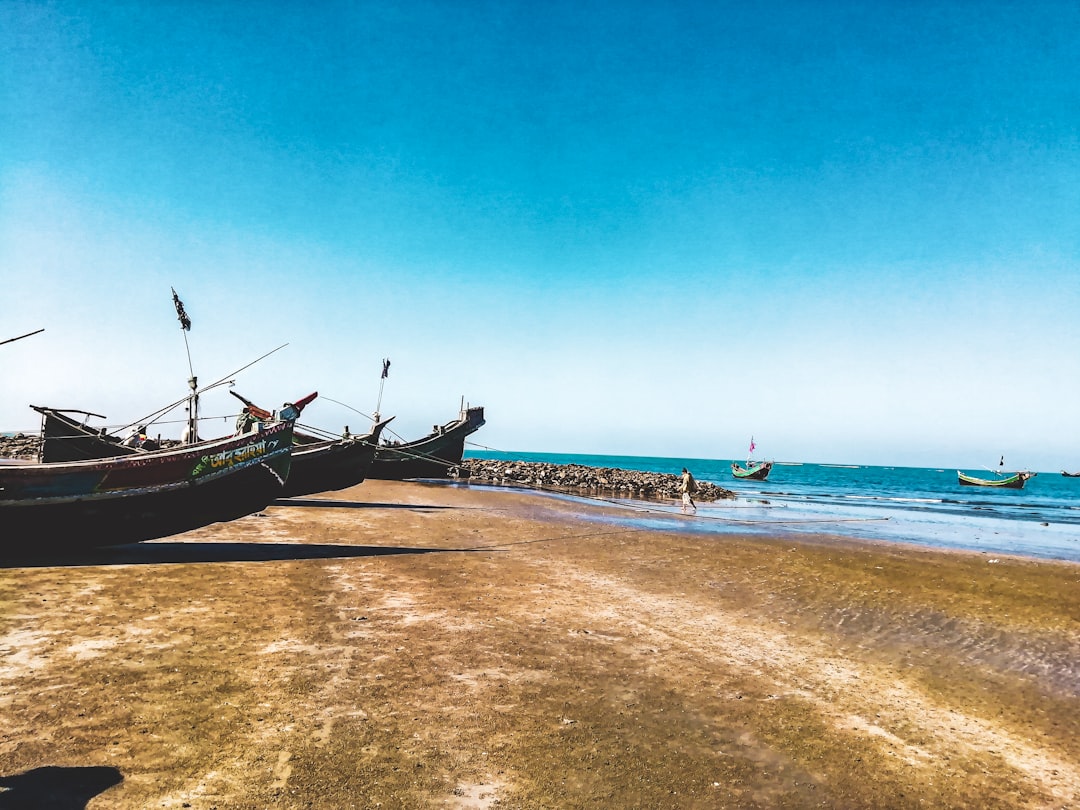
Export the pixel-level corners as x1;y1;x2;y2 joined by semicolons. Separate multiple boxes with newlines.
1062;471;1080;478
956;470;1035;489
32;397;383;498
368;403;486;480
31;405;144;462
0;417;296;552
732;436;771;481
30;287;294;465
230;391;396;497
276;417;395;497
731;460;773;481
32;395;300;463
0;288;307;553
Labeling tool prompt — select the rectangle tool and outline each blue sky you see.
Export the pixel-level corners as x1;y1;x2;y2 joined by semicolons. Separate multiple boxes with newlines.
2;0;1078;469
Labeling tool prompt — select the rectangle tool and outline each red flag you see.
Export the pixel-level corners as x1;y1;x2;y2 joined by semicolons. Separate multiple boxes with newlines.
749;437;756;453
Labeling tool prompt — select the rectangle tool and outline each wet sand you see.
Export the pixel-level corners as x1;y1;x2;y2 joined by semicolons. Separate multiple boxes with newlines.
1;479;1078;809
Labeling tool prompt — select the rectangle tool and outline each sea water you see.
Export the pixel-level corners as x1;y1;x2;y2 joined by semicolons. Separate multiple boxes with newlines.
463;450;1080;563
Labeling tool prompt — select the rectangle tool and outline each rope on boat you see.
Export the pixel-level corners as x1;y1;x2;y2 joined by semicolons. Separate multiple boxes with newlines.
293;422;350;441
377;444;463;470
38;412;264;445
114;343;289;438
317;395;423;448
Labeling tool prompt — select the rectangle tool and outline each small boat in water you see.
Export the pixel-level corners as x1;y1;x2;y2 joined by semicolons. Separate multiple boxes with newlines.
731;436;771;481
1062;471;1080;478
731;460;773;481
957;470;1035;489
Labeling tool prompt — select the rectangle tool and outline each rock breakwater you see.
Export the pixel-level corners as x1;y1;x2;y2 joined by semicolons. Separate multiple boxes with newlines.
458;458;735;502
0;433;39;460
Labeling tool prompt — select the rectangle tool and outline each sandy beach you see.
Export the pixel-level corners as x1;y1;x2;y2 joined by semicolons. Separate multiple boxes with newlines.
2;479;1078;809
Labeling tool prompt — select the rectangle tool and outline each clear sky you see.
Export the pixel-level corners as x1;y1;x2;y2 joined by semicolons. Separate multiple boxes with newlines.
2;1;1078;470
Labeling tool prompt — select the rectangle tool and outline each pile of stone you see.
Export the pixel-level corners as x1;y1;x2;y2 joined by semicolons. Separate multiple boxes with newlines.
458;459;735;502
0;433;40;460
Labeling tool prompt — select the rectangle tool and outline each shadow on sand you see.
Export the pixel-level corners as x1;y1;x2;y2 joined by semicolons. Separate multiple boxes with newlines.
273;497;461;511
0;540;472;570
0;765;122;809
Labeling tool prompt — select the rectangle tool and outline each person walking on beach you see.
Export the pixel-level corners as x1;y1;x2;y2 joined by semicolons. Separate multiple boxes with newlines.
680;467;697;513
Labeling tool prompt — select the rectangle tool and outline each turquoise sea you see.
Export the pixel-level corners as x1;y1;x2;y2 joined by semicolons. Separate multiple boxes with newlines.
463;450;1080;563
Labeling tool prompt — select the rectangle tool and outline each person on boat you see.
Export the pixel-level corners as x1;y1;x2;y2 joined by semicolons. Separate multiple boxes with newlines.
680;467;697;513
122;425;148;448
235;406;258;435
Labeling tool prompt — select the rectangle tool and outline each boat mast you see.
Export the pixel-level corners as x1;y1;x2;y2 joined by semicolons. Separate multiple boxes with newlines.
171;288;199;443
373;358;390;423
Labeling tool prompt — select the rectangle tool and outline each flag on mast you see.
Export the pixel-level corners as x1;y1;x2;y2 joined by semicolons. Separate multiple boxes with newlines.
381;358;391;379
749;437;756;454
171;288;191;331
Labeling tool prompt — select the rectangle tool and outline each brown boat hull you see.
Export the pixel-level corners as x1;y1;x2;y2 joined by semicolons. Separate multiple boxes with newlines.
1;421;294;551
279;418;392;497
369;407;485;480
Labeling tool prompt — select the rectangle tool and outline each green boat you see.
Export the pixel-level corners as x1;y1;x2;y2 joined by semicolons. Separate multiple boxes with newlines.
956;470;1034;489
731;460;772;481
732;436;771;481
